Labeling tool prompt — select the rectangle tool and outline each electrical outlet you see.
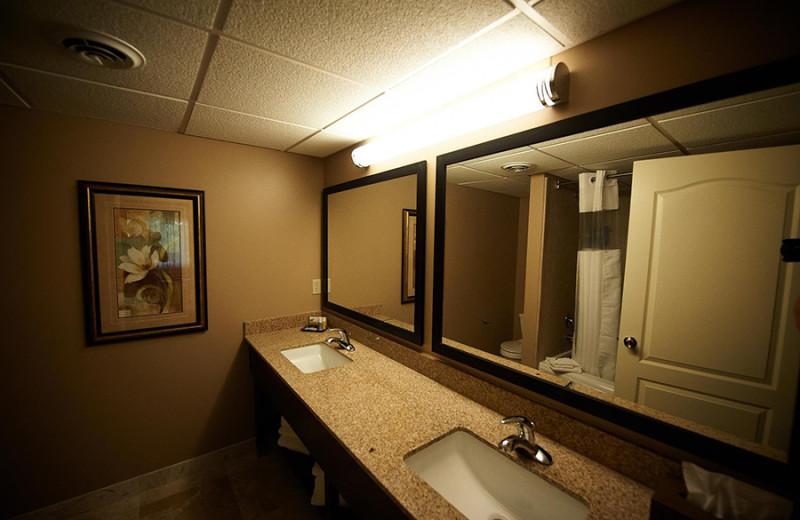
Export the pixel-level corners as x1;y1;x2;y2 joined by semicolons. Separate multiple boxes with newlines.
312;279;321;295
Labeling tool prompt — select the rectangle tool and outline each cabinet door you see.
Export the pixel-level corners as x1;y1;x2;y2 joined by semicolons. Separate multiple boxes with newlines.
617;145;800;451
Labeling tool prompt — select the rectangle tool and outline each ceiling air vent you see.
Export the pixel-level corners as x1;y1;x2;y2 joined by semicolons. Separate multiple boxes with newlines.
60;30;145;70
500;163;533;173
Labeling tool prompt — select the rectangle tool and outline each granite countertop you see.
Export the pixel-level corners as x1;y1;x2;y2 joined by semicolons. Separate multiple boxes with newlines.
246;328;653;520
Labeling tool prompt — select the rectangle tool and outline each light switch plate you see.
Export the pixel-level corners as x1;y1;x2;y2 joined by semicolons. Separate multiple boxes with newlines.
312;279;321;294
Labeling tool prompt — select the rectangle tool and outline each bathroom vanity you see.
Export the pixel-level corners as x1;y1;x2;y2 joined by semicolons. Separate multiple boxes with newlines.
246;324;652;519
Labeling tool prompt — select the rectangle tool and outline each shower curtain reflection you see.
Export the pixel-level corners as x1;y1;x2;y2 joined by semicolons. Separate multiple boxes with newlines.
573;171;623;382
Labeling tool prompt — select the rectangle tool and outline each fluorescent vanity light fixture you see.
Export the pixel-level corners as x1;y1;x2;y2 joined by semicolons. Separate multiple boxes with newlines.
351;62;569;168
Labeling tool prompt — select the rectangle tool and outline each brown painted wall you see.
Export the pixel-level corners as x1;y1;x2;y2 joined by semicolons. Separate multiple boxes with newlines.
0;106;323;516
536;175;580;362
513;197;529;339
443;184;520;354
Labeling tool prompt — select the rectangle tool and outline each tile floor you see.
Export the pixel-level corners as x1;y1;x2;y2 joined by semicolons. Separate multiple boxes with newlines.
18;440;357;519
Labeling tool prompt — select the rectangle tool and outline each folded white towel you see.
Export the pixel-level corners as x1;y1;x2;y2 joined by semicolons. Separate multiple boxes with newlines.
277;417;310;455
548;356;581;368
544;357;583;373
311;463;347;507
280;418;347;507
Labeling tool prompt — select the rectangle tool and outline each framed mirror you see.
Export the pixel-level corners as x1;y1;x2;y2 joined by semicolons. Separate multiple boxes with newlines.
433;56;800;493
324;161;426;345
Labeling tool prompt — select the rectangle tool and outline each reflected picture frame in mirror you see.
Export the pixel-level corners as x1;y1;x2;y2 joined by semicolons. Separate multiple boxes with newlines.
401;208;417;304
324;161;427;345
432;56;800;497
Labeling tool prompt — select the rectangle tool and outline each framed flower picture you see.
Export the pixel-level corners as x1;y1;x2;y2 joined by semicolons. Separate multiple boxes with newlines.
78;181;207;345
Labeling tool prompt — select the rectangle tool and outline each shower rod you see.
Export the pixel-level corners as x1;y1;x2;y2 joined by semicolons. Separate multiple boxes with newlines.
555;171;632;190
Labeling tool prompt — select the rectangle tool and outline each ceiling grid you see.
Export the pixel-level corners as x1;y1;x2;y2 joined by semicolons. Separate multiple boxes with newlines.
0;0;683;157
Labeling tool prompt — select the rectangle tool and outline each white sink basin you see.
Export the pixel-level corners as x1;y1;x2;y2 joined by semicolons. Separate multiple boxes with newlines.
281;343;352;374
405;430;589;520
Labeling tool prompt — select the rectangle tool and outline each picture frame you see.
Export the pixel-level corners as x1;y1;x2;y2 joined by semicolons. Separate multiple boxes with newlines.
78;181;208;345
401;208;416;303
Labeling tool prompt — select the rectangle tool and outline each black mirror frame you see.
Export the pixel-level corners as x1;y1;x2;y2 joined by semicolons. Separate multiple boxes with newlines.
432;55;800;496
323;161;427;345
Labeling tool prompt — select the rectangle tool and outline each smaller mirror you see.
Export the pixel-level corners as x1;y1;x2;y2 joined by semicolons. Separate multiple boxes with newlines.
323;161;426;345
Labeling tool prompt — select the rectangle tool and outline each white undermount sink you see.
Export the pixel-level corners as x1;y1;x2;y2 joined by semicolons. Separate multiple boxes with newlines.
281;343;352;374
405;430;589;520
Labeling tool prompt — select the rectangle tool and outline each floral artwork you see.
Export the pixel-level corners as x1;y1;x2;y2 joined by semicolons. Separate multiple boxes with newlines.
115;209;183;317
78;181;207;345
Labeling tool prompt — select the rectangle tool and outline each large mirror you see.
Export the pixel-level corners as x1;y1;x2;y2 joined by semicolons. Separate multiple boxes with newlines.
433;57;800;491
324;161;426;345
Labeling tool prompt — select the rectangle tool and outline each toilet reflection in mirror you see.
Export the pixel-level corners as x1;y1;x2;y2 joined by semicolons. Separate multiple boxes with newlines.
500;314;524;361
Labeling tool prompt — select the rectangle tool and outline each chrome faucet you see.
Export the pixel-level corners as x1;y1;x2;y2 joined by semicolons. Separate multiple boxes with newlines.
499;416;552;465
325;328;355;352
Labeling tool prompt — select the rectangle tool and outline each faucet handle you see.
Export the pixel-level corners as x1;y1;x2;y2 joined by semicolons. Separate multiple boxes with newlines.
501;416;535;442
326;328;355;352
500;416;552;466
329;328;347;340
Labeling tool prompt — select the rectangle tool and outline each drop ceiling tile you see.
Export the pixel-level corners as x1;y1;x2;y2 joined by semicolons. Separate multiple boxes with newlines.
0;0;208;98
199;38;379;129
461;177;531;198
118;0;221;28
584;150;683;173
0;76;26;107
460;144;531;164
288;130;360;158
1;66;187;131
323;92;400;140
223;0;513;88
463;146;572;175
505;173;532;183
186;104;316;151
686;131;800;155
547;166;590;182
538;123;678;165
532;0;680;43
655;82;800;119
446;165;502;184
533;118;648;148
655;91;800;149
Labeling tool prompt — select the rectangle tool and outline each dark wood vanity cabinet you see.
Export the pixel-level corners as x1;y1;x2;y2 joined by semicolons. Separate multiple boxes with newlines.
248;346;412;520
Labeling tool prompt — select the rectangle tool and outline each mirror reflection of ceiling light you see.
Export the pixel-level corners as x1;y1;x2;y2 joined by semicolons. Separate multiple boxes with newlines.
351;62;569;168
